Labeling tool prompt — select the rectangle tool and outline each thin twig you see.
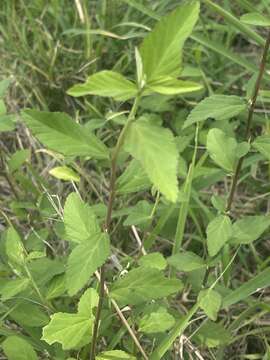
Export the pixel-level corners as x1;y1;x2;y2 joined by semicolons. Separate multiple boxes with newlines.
226;30;270;213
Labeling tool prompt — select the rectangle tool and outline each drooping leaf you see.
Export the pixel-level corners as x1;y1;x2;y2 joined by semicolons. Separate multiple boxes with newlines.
49;166;80;182
64;192;100;244
42;313;92;350
2;336;38;360
67;70;137;101
167;251;206;272
207;215;232;257
198;289;222;321
96;350;136;360
22;110;108;159
183;95;246;128
110;267;182;306
241;12;270;27
230;215;270;244
253;135;270;160
140;2;200;83
116;159;151;194
206;128;238;172
0;278;30;301
66;233;110;295
147;77;202;95
138;252;167;270
138;308;175;334
124;118;179;202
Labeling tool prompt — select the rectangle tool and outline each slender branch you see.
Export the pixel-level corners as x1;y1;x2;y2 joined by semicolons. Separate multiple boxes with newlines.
226;30;270;213
90;96;142;360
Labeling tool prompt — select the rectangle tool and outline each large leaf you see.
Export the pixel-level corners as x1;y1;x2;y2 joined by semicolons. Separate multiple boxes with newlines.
42;288;98;350
96;350;136;360
66;233;110;295
124;118;179;202
253;135;270;160
230;215;270;244
206;128;238;172
147;77;202;95
110;267;182;306
183;95;247;128
2;336;38;360
64;192;100;244
67;71;137;101
140;1;200;83
206;215;232;257
241;12;270;27
22;110;108;159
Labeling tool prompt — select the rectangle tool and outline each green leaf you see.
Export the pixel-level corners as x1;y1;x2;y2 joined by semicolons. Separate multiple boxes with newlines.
167;251;206;272
0;114;16;132
9;301;49;327
49;166;80;182
96;350;136;360
42;288;98;350
230;215;270;244
2;336;38;360
195;321;231;348
8;149;30;173
253;135;270;160
46;274;66;300
67;233;110;295
0;278;30;301
67;71;137;101
116;159;151;194
64;192;100;244
183;95;247;128
5;227;25;266
124;118;179;202
123;200;152;226
42;313;92;350
22;110;108;159
198;289;222;321
241;12;270;27
138;308;175;334
207;215;232;257
110;267;182;306
206;128;238;172
0;78;11;98
138;252;167;270
147;77;202;95
140;2;200;83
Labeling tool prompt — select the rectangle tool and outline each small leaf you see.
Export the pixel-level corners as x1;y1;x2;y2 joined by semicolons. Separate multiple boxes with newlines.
167;251;206;272
64;192;100;244
183;95;247;128
96;350;136;360
116;159;151;194
8;149;30;173
253;135;270;160
147;77;202;95
22;110;108;159
5;227;25;266
111;267;182;306
123;200;152;226
207;128;238;172
67;70;137;101
230;215;270;245
207;215;232;257
9;301;49;327
138;308;175;334
140;2;200;83
124;117;179;202
2;336;38;360
195;321;231;348
241;12;270;27
49;166;80;182
0;114;16;132
78;288;99;317
138;252;167;270
0;278;30;301
67;233;110;295
0;78;11;98
198;289;222;321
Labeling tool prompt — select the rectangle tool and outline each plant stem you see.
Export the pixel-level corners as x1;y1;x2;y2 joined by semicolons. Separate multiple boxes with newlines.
226;30;270;213
90;96;141;360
